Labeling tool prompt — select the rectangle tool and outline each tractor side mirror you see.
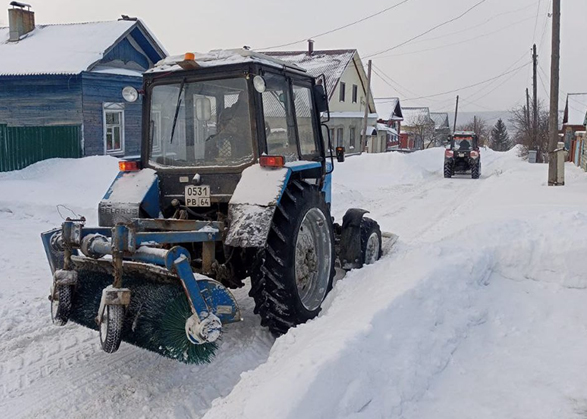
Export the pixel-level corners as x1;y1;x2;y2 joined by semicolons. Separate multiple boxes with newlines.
336;146;345;162
313;84;329;113
195;97;212;121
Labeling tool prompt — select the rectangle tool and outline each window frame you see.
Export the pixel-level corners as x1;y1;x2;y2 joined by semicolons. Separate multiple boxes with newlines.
336;127;344;147
349;126;356;149
352;84;358;103
103;102;125;155
339;81;346;102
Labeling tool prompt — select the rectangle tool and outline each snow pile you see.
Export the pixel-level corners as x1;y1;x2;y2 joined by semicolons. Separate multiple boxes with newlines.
204;147;587;419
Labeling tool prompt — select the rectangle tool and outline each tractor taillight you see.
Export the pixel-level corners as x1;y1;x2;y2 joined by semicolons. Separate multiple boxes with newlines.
119;160;141;172
259;155;285;168
470;150;479;158
445;150;454;158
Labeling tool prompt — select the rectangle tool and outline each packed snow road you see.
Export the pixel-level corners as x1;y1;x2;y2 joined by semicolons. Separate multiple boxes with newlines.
2;148;587;419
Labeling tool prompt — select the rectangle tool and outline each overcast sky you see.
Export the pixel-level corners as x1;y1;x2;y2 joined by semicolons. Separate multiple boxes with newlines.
3;0;586;113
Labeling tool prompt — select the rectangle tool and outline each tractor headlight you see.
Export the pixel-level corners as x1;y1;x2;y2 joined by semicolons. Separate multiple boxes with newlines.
253;76;266;93
122;86;139;103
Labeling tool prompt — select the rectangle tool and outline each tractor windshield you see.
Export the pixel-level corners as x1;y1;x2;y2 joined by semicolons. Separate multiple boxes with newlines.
148;77;254;168
454;137;473;151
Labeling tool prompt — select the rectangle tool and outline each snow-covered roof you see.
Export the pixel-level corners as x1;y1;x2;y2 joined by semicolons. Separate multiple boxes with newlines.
402;107;432;127
375;97;403;121
262;50;355;100
564;93;587;126
148;49;305;74
430;112;450;129
0;20;166;76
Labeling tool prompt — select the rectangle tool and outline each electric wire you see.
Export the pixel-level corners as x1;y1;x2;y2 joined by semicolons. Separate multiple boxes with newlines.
257;0;410;51
364;0;487;59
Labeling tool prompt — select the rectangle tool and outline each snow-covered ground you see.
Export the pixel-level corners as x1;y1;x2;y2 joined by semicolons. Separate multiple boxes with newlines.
2;148;587;419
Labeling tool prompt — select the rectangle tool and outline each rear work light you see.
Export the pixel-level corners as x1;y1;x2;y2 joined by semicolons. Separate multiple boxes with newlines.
259;155;285;168
119;160;141;172
445;150;454;158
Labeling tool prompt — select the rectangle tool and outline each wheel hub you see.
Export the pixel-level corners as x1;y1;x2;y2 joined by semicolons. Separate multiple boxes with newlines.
294;208;332;311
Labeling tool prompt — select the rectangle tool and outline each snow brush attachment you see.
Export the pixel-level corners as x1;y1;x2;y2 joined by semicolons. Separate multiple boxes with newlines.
41;219;241;364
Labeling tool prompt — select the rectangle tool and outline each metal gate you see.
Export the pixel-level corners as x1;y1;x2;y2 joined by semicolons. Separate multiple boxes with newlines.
0;124;82;172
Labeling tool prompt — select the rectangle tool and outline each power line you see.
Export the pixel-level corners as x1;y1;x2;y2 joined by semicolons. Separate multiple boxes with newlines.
257;0;410;51
407;0;540;46
376;15;535;59
372;63;445;103
465;52;529;102
402;61;531;101
531;0;542;42
364;0;487;59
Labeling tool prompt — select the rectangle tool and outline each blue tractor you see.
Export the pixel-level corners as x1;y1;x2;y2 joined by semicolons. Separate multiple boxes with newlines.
41;49;387;363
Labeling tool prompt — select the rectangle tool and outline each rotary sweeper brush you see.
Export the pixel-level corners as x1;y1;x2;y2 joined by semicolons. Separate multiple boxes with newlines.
41;49;397;364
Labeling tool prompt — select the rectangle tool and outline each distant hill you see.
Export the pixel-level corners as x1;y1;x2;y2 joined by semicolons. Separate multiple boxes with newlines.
446;111;515;132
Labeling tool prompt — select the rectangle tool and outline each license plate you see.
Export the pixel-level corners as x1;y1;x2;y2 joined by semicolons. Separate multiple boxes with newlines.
185;185;210;207
458;153;465;157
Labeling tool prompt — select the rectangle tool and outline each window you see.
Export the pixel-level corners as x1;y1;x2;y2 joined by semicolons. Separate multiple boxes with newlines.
352;85;358;103
103;103;124;154
292;85;318;157
339;82;346;102
149;78;253;168
262;74;298;162
349;126;356;149
336;127;344;147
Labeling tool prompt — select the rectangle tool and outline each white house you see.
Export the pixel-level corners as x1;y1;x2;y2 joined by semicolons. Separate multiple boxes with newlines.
264;43;377;155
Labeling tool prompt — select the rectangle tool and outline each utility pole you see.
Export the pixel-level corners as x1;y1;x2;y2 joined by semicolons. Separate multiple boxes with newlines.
548;0;561;185
360;59;372;153
453;95;459;133
532;44;538;152
526;88;531;130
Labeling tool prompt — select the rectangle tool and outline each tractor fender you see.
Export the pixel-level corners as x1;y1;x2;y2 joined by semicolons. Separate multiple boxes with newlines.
338;208;369;270
225;162;325;248
98;168;160;226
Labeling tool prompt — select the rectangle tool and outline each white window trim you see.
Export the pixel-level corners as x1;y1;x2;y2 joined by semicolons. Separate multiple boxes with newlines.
103;102;125;155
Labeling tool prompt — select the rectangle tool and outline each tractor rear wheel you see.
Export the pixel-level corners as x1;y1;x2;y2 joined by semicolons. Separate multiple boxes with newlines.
444;162;452;178
250;180;335;336
471;162;480;179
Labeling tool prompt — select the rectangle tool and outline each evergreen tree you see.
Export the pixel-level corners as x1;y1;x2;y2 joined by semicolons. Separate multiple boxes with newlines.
490;118;511;151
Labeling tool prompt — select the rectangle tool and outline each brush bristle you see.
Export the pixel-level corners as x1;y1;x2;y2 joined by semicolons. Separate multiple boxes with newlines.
69;268;218;364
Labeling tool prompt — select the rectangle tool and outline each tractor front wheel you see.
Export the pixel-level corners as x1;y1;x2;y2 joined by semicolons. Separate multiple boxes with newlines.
250;180;336;336
361;217;382;265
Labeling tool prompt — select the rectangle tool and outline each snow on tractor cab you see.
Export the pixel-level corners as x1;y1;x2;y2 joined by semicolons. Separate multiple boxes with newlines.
444;131;481;179
41;49;395;364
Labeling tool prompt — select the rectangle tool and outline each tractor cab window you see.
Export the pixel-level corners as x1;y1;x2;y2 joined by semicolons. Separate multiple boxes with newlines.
149;78;253;168
454;137;473;151
261;74;298;162
293;84;319;157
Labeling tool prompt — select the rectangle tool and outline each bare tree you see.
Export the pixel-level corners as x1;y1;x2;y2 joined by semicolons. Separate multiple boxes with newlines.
509;100;549;162
457;115;490;146
411;114;435;149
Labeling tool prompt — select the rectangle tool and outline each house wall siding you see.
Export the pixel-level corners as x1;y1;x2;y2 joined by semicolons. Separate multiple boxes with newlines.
81;72;143;156
0;75;83;126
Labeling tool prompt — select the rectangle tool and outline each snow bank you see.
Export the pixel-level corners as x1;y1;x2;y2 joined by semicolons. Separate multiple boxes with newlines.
204;148;587;419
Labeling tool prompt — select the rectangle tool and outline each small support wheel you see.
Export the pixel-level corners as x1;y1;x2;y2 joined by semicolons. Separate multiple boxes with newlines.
361;217;382;266
99;305;124;353
51;285;73;326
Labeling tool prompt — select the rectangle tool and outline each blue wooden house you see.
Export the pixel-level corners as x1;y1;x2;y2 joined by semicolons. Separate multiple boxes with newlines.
0;3;167;171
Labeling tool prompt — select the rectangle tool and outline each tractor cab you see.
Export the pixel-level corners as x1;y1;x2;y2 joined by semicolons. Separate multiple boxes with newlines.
112;50;332;222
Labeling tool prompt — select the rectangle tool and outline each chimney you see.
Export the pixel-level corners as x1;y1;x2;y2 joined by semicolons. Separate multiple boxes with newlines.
8;2;35;42
307;39;314;56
